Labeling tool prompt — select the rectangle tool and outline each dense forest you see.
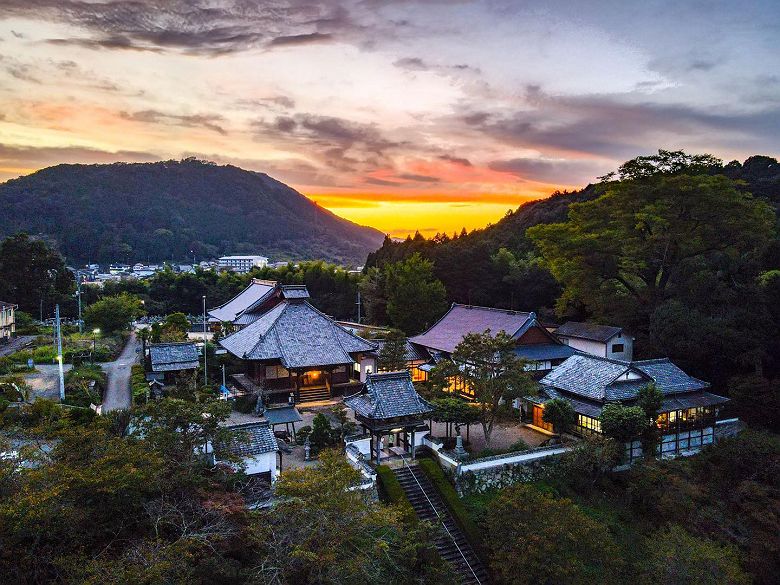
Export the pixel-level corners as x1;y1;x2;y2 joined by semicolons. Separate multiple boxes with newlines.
0;158;383;266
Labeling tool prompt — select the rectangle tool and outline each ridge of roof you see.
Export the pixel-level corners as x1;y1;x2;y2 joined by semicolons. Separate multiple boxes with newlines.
300;300;378;351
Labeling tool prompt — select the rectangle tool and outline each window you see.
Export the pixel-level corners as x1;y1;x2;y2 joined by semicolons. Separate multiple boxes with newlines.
575;414;601;436
611;343;625;353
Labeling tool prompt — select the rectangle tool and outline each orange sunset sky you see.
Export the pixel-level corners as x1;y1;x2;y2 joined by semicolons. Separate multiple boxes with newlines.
1;1;778;237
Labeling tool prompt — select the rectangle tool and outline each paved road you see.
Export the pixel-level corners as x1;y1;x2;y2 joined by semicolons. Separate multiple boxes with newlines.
101;332;139;412
22;332;139;411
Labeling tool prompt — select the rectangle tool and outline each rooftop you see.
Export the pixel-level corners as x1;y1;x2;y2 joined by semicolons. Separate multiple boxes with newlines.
345;371;434;420
208;279;277;323
409;303;533;354
555;321;623;342
217;422;278;458
149;342;199;372
220;300;376;368
540;354;710;403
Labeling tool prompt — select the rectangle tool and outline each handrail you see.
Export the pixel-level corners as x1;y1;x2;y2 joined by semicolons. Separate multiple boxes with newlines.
398;454;482;585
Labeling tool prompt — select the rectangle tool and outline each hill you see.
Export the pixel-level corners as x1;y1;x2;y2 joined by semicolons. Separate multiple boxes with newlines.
0;158;384;266
365;154;780;316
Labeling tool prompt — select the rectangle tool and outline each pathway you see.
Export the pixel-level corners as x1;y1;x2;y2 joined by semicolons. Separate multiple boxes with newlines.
101;332;139;412
0;335;36;358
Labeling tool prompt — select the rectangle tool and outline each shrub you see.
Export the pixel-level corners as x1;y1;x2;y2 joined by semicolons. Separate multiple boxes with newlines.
542;398;576;434
600;403;649;444
296;425;312;445
376;465;415;518
310;413;335;452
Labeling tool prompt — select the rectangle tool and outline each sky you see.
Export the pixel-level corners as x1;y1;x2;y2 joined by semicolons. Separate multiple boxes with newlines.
0;1;778;238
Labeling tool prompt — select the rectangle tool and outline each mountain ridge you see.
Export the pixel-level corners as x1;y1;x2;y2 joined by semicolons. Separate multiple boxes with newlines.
0;158;385;266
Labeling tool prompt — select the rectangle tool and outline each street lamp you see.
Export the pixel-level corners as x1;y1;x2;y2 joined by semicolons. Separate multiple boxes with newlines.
92;328;100;363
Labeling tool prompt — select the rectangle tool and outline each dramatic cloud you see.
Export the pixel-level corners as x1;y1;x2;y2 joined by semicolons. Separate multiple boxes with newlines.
0;0;778;236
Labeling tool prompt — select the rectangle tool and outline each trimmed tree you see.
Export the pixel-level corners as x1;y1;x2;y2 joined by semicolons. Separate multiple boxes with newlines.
637;382;665;456
542;398;577;435
378;329;408;372
600;403;649;460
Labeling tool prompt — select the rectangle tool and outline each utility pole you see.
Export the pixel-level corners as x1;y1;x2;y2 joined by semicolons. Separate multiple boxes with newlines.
356;290;362;324
76;273;83;333
202;295;207;388
55;304;65;402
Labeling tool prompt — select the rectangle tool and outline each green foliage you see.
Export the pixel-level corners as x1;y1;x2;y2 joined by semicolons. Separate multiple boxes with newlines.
636;383;664;419
309;412;335;452
555;435;622;493
600;403;650;445
637;524;750;585
377;328;409;371
376;464;415;516
64;364;106;407
378;253;448;334
541;398;576;434
130;363;148;404
0;232;74;315
295;424;312;444
0;159;382;266
728;374;780;432
84;293;145;333
484;484;624;584
255;450;449;584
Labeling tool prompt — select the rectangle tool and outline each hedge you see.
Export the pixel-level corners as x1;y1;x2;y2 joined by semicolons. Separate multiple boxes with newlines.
376;465;415;518
130;364;148;404
417;457;489;566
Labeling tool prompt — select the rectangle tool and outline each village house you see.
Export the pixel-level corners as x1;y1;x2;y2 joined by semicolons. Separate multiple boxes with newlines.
207;278;278;330
526;354;730;459
554;321;633;361
218;284;377;404
0;301;16;343
212;421;280;484
408;303;577;398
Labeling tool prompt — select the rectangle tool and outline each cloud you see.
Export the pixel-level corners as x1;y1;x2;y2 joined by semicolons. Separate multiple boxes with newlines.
438;154;472;166
396;172;439;183
488;157;608;185
2;0;359;55
120;109;228;135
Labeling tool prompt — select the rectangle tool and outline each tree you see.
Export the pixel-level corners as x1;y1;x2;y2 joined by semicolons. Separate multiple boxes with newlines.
528;153;776;381
637;382;665;455
638;524;750;585
378;328;409;372
440;330;536;446
542;398;576;435
557;435;622;492
159;312;190;342
84;293;145;333
600;403;649;447
0;233;74;315
384;253;447;334
485;484;623;584
429;396;480;440
309;412;335;452
248;449;448;584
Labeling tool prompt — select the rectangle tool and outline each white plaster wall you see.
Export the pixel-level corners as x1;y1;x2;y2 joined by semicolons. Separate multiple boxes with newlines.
358;356;376;382
347;437;372;456
560;337;607;357
605;333;633;361
244;452;278;481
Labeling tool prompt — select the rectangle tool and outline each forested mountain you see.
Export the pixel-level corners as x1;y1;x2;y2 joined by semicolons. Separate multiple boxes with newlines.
0;158;384;266
366;154;780;318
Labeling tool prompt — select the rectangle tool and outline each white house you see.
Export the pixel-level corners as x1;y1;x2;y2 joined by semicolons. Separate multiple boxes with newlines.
218;255;269;274
214;422;280;484
554;321;633;361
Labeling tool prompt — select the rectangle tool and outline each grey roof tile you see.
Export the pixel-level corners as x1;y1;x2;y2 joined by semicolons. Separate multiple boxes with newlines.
149;342;199;372
345;371;433;420
217;422;278;458
208;279;277;323
220;300;376;368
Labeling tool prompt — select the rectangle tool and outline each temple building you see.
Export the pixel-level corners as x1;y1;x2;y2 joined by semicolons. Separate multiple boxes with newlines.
554;321;633;361
219;285;377;404
345;371;433;464
147;341;200;385
207;279;278;330
527;354;730;459
409;303;577;398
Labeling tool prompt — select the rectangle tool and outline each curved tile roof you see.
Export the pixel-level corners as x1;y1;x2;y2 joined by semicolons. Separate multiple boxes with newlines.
409;303;532;354
345;371;433;420
208;279;277;323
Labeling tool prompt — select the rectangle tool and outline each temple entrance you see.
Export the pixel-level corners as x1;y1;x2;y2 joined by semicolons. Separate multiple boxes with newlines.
532;404;553;432
300;369;324;387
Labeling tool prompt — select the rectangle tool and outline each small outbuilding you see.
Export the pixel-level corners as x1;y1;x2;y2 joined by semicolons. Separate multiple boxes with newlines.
148;342;199;384
215;422;280;484
345;371;433;464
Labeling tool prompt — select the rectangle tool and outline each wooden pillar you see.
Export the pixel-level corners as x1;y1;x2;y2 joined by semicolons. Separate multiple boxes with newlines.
410;429;416;459
375;432;382;465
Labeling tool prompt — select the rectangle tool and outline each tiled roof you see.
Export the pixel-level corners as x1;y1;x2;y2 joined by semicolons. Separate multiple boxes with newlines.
208;279;277;323
149;342;199;372
0;300;16;309
219;300;376;368
345;371;433;420
513;343;578;361
409;303;532;354
280;285;310;299
555;321;623;342
262;405;303;425
217;422;278;458
374;338;430;362
541;354;713;403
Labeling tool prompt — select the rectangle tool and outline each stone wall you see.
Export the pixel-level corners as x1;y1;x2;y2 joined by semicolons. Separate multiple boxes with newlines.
455;456;559;496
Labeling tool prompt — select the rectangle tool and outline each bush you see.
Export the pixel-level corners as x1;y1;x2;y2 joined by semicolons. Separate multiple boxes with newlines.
130;364;148;404
309;413;335;452
296;425;312;444
376;465;415;518
542;398;576;434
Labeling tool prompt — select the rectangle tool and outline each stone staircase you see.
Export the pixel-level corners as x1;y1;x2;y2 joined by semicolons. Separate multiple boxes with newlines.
394;464;489;585
297;385;331;403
